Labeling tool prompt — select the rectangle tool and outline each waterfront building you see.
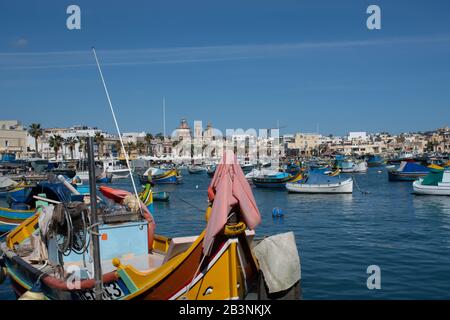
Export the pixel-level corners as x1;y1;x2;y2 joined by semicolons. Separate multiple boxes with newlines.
287;133;322;156
0;120;27;158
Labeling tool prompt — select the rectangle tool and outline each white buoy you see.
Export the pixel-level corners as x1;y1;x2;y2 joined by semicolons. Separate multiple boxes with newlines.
196;185;199;189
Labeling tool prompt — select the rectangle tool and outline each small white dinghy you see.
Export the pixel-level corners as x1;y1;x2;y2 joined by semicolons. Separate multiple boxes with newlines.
413;168;450;196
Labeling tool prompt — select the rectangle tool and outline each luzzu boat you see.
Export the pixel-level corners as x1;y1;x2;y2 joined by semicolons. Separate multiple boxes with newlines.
0;182;75;238
286;169;353;194
0;206;35;236
413;166;450;196
387;161;431;181
367;155;385;167
139;168;181;184
0;151;301;300
0;177;19;198
252;171;303;189
4;184;33;203
187;165;204;174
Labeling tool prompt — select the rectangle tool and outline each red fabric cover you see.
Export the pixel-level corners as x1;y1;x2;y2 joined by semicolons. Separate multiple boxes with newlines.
204;150;261;255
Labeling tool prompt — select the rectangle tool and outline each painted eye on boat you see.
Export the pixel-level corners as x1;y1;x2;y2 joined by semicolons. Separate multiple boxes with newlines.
203;287;213;296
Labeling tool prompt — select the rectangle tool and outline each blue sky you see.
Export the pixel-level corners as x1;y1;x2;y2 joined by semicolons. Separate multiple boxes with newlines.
1;0;449;136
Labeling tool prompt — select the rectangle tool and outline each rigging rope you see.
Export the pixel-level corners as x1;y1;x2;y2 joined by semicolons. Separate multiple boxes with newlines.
352;174;369;194
92;47;143;217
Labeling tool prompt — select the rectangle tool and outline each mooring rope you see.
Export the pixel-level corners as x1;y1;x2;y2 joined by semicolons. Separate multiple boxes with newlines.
352;174;369;194
172;194;205;212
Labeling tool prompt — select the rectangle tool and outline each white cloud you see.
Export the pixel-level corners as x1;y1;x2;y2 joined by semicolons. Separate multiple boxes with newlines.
1;34;450;70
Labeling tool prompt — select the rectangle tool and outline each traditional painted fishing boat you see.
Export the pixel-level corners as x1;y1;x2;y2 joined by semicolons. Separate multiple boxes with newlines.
245;168;279;182
0;182;73;237
0;177;18;198
367;155;385;167
139;168;181;184
75;170;112;184
252;171;303;189
284;162;301;175
187;165;204;174
0;151;301;300
153;191;170;202
286;169;353;194
4;184;33;203
413;166;450;196
0;206;35;236
338;161;368;173
387;161;430;181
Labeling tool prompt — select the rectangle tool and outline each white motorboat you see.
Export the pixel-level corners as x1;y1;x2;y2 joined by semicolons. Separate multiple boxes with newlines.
103;159;130;179
187;165;205;174
341;161;368;173
245;168;279;181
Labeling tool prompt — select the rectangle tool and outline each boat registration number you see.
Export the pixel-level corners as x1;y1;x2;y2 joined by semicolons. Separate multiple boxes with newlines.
77;281;129;300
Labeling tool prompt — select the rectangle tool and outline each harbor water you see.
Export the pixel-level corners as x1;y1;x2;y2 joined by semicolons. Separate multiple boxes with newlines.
2;167;450;299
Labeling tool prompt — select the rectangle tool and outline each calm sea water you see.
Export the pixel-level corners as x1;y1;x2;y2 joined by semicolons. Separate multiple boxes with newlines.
2;167;450;300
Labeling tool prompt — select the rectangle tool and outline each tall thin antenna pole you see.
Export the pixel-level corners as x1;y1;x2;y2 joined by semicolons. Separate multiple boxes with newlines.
163;96;166;139
91;47;141;204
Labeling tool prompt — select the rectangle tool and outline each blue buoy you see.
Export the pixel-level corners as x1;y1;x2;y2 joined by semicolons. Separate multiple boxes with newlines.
272;207;284;218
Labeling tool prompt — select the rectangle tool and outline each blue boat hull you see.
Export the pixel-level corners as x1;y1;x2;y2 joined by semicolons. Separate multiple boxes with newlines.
96;177;112;183
388;171;428;181
6;188;31;203
153;175;179;184
252;180;287;188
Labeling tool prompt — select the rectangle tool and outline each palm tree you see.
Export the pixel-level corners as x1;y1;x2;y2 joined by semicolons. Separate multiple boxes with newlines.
126;141;135;157
94;132;105;159
144;133;153;155
27;123;44;157
64;137;78;160
114;141;122;157
77;137;87;159
48;135;64;160
135;141;145;155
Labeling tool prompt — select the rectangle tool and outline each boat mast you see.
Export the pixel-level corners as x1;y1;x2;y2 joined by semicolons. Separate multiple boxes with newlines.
87;136;103;300
163;96;166;140
91;47;142;205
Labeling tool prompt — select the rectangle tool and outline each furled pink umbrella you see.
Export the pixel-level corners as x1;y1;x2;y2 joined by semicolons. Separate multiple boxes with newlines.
204;150;261;255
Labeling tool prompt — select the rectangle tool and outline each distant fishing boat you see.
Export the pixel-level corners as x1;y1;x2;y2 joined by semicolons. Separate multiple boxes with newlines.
286;169;353;194
367;155;385;167
252;171;303;189
387;161;430;181
187;165;204;174
340;161;368;173
153;191;170;201
413;166;450;196
139;167;181;184
245;168;279;182
103;159;130;179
